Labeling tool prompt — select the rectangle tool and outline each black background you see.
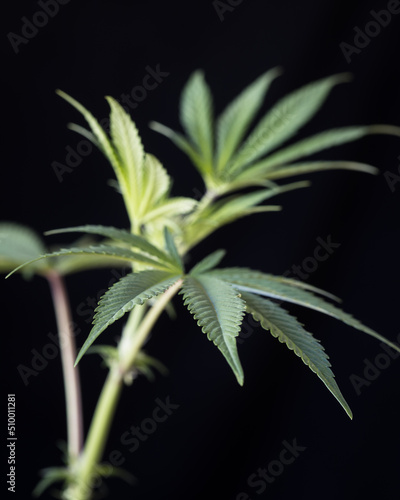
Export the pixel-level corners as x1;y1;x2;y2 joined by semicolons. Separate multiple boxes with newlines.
2;1;400;499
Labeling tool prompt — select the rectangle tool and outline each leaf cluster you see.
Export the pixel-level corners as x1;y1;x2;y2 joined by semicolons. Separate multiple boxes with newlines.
3;68;400;420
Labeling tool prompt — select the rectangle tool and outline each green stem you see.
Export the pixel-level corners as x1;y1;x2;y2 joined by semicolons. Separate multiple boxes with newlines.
65;278;183;500
46;270;83;462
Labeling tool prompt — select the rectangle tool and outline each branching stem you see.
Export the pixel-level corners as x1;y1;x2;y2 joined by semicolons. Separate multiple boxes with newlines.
46;270;84;462
64;278;183;500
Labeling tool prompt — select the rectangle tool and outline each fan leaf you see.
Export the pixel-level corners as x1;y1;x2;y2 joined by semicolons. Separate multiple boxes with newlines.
105;96;145;208
163;228;183;271
180;71;214;172
76;271;182;364
227;74;350;175
242;291;352;418
180;275;245;384
56;91;122;180
0;223;48;274
45;225;176;268
6;244;172;279
148;121;205;173
209;268;400;353
216;67;282;170
189;249;226;276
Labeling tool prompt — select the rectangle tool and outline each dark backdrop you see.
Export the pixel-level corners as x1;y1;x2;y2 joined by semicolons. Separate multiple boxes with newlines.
2;1;400;499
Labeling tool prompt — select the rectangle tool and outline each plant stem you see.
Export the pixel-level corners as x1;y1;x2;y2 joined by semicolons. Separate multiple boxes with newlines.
46;270;83;462
65;279;183;500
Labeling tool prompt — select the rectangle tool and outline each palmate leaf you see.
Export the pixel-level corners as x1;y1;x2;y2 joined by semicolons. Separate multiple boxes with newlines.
189;249;226;276
208;268;400;354
140;154;170;213
106;96;145;203
265;275;341;303
56;91;122;181
234;160;378;185
76;270;182;365
180;275;245;384
141;197;197;224
163;228;183;270
180;71;214;172
227;73;350;175
147;121;205;174
183;181;309;250
241;291;352;418
6;244;173;279
264;161;378;181
0;223;48;274
58;92;174;228
215;67;282;171
45;225;177;268
243;125;400;173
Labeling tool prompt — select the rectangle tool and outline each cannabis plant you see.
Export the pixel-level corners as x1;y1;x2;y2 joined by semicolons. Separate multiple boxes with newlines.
3;68;400;499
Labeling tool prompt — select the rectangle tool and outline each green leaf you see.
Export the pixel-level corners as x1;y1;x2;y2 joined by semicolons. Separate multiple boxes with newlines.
133;351;169;381
67;123;98;144
76;270;182;364
148;121;205;173
56;91;122;180
227;74;350;175
139;154;171;214
209;268;400;354
45;225;176;268
6;244;172;279
183;181;309;250
180;71;214;171
265;275;342;303
235;160;378;186
141;197;197;224
254;124;400;172
264;161;378;180
216;67;282;171
241;291;352;418
33;466;71;497
248;126;374;171
105;96;145;207
189;249;226;276
163;228;183;271
0;223;48;274
180;275;245;384
53;254;130;276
